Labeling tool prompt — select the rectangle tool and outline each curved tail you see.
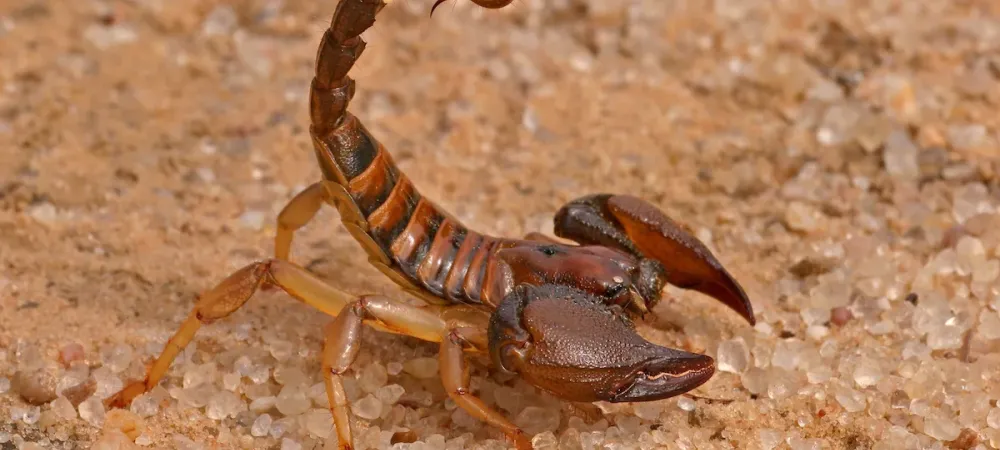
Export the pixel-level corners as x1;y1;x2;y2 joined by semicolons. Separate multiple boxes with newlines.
308;0;512;306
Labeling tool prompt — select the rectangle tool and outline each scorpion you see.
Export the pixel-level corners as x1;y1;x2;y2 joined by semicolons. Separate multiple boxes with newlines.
105;0;756;448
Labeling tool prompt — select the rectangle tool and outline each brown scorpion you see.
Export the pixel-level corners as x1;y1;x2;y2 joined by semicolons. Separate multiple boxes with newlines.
105;0;756;448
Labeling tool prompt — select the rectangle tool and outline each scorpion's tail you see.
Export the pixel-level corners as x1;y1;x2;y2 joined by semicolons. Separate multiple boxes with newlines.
310;0;382;151
309;0;496;303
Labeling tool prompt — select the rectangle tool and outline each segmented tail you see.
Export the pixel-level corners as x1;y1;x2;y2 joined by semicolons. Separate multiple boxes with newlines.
309;0;509;306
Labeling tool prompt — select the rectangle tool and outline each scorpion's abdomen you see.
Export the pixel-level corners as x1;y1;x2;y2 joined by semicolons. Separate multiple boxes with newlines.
314;115;498;305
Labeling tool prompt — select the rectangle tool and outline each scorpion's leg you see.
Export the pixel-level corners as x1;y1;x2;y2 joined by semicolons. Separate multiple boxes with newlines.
553;194;755;325
441;327;531;450
322;295;447;449
275;182;328;260
103;259;436;409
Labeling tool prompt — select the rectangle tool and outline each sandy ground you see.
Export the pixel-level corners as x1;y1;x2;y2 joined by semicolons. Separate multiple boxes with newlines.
2;0;1000;449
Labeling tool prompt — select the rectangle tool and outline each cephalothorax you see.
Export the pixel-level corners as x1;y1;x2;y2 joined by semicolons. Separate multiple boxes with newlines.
105;1;755;448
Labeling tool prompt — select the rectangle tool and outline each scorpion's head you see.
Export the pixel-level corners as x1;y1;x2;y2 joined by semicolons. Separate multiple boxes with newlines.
488;284;715;403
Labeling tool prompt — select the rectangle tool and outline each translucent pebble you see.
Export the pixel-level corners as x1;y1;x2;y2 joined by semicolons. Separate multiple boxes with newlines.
901;341;930;360
308;382;327;405
923;412;961;441
79;395;107;427
788;436;824;450
927;325;964;350
375;384;405;405
948;124;987;151
741;368;769;395
632;402;662;421
178;384;215;408
251;413;273;437
785;201;823;232
360;362;389;393
222;372;241;391
250;396;277;412
173;434;204;450
988;408;1000;429
206;391;246;420
92;367;123;400
281;438;302;450
129;393;159;418
677;397;696;412
835;386;866;412
100;344;133;373
274;366;307;387
352;394;383;420
183;363;217;389
51;396;77;420
386;362;403;376
800;308;831;326
403;357;439;379
515;406;560;435
806;325;829;339
234;356;254;376
717;338;750;374
853;361;882;388
883;130;920;180
135;434;152;446
59;343;86;367
270;340;294;361
531;431;558;450
759;429;783;450
249;366;271;384
0;377;9;394
771;341;801;370
305;409;334;438
14;405;40;424
276;385;311;416
768;377;793;400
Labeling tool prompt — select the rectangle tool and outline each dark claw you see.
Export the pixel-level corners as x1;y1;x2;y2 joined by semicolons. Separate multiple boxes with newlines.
489;284;716;403
430;0;448;17
554;194;755;325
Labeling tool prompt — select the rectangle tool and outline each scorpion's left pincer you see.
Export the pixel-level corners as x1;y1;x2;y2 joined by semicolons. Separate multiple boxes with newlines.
488;284;716;404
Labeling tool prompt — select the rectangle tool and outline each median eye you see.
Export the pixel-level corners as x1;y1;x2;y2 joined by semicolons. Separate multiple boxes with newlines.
537;245;559;256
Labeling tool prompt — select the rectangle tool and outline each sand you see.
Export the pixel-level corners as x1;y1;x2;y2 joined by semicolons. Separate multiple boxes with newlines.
2;0;1000;449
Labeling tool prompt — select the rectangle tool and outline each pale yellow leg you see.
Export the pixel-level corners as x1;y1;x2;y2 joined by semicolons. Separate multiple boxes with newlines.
440;327;531;450
320;295;447;449
103;259;441;409
275;182;328;261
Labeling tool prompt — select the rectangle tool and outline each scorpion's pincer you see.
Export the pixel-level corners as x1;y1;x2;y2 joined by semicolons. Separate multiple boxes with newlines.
488;284;715;404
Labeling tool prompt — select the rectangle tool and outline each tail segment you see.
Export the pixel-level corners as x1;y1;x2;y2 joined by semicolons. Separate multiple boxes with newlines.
308;0;497;305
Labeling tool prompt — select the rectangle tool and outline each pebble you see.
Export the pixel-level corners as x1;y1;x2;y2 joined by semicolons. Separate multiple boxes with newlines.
835;386;866;413
359;362;388;393
101;344;133;373
51;396;77;420
206;391;246;420
717;338;750;374
305;409;334;439
12;370;57;405
276;385;312;416
403;357;439;379
79;395;107;427
514;406;560;435
59;343;86;367
352;394;383;420
883;130;920;180
251;413;273;437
